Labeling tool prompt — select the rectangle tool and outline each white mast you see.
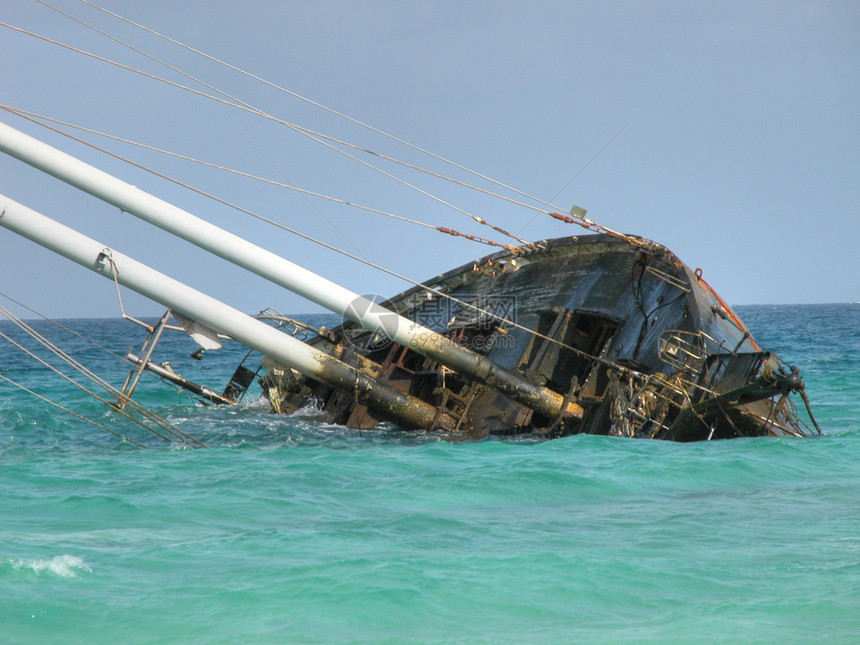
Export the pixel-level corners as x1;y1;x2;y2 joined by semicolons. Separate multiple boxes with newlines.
0;121;582;423
0;193;452;431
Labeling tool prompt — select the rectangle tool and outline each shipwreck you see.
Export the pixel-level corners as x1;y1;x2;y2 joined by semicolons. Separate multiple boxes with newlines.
258;233;819;440
0;6;822;443
0;118;819;442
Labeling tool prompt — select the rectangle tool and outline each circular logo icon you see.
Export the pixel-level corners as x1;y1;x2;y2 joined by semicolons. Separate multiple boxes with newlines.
340;293;400;352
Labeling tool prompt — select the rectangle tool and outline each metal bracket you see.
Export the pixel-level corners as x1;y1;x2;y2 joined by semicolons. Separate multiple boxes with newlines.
94;247;113;272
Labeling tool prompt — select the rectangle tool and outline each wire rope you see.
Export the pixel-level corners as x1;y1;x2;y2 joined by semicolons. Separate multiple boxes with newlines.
1;15;532;246
0;12;662;374
0;106;648;379
70;0;642;245
0;305;206;447
74;0;575;214
0;372;147;447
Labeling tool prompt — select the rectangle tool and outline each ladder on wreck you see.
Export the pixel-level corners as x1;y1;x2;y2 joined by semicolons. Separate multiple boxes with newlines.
620;329;809;439
619;330;710;438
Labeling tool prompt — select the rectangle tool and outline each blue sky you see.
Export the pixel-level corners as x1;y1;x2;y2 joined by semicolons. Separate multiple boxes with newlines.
1;1;858;319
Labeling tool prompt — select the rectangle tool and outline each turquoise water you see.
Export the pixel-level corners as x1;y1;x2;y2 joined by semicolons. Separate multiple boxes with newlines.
1;304;858;644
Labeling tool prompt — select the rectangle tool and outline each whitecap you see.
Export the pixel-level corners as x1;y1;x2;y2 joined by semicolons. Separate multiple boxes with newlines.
10;554;92;578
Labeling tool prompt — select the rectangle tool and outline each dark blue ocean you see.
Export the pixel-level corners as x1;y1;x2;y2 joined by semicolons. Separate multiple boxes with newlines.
1;303;858;644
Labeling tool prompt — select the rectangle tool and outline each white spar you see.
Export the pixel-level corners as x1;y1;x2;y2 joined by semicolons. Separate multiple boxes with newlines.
0;120;580;422
0;120;418;343
0;193;450;430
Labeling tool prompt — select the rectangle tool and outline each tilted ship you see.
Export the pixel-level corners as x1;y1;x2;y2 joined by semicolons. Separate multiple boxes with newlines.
258;233;817;440
0;120;819;442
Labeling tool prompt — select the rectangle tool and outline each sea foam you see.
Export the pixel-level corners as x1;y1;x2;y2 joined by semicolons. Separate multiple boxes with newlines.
9;554;92;577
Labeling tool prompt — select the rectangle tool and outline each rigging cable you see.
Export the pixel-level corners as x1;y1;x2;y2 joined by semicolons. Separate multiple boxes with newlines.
0;323;177;445
0;14;649;370
0;372;147;447
0;289;221;407
0;107;643;377
74;0;638;247
44;0;537;246
0;105;517;254
2;13;530;248
0;288;126;363
76;0;557;209
0;304;207;447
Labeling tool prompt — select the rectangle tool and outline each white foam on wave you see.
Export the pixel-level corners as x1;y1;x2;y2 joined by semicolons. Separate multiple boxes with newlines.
10;554;92;578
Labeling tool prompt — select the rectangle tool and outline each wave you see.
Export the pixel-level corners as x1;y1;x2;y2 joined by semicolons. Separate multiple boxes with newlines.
3;554;92;578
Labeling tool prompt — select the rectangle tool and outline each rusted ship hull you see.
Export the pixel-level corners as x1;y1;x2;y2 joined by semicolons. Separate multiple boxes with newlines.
260;234;813;440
